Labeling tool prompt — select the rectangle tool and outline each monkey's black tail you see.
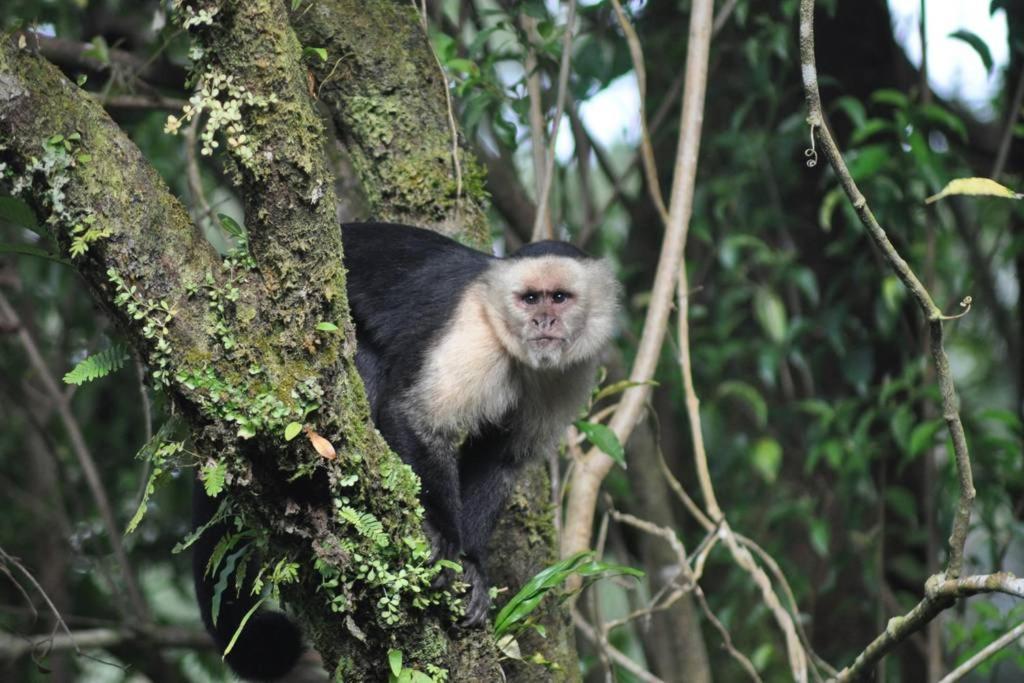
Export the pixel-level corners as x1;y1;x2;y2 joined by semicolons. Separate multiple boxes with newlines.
192;480;303;681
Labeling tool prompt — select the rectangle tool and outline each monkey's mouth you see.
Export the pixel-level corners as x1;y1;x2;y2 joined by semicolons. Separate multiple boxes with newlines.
530;335;566;347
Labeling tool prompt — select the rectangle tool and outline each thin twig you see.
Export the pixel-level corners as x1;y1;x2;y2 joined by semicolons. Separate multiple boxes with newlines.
609;0;669;226
531;0;578;242
992;65;1024;180
572;609;664;683
522;15;552;239
0;294;149;623
412;2;464;212
0;546;77;654
0;623;212;659
799;0;974;580
693;585;764;682
937;619;1024;683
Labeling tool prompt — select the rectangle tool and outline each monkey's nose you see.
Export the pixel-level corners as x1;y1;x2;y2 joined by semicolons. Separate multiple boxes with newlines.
532;315;556;330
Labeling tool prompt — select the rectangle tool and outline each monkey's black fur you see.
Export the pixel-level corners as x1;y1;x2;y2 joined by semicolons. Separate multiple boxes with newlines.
193;223;605;680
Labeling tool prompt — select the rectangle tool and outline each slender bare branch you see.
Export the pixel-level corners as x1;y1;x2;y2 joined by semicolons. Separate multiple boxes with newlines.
937;619;1024;683
521;15;552;239
572;610;665;683
798;0;974;580
0;295;149;622
531;0;577;242
0;625;212;659
693;586;764;682
608;0;669;226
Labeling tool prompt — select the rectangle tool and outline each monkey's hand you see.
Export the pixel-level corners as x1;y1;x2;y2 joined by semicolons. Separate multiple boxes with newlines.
459;559;491;628
424;519;461;588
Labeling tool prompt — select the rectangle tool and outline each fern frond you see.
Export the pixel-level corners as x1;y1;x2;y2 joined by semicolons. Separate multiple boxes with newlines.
63;345;129;385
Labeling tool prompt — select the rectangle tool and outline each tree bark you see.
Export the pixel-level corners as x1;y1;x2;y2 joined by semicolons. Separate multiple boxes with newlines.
0;0;578;677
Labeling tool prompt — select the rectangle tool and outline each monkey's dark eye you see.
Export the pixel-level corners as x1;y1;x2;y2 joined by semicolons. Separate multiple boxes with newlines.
521;292;540;305
552;291;571;304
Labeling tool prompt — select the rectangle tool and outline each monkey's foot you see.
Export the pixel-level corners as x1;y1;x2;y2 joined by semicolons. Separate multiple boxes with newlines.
458;560;491;628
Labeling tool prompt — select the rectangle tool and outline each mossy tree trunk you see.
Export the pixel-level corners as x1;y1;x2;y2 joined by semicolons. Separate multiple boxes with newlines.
0;0;577;679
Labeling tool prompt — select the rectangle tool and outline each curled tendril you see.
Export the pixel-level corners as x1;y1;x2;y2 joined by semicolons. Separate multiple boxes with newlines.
804;126;818;167
939;295;973;321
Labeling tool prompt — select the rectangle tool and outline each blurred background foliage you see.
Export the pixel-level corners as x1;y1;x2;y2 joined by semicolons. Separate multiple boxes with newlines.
2;0;1023;681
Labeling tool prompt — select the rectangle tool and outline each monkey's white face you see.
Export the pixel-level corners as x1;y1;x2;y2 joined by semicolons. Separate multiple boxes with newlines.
486;256;620;370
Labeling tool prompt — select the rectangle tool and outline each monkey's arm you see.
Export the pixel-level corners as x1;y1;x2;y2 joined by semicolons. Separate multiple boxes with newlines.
456;429;529;625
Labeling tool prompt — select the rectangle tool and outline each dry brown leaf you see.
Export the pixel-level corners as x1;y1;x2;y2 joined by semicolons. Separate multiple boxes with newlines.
304;426;336;460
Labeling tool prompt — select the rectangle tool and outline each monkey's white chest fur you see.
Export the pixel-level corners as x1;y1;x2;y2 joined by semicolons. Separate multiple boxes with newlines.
410;290;519;434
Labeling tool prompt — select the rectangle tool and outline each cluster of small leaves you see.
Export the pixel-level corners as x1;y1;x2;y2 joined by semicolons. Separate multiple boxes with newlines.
5;133;107;258
431;3;566;149
387;649;449;683
217;214;254;266
176;365;320;440
315;534;453;627
164;67;278;166
337;504;389;548
186;266;244;352
315;487;458;628
174;1;219;29
107;268;176;386
62;344;129;385
126;421;187;534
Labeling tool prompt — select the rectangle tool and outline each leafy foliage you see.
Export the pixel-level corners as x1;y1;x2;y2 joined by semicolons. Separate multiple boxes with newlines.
62;344;128;385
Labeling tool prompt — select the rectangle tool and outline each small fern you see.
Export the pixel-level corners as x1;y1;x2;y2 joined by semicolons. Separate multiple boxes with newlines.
63;345;128;385
338;506;390;547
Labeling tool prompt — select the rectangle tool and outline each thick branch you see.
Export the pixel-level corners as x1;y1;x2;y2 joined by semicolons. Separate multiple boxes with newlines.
562;0;714;559
290;0;488;242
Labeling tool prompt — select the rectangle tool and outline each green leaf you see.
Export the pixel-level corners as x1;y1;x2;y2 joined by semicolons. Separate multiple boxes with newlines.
493;551;642;639
817;187;844;231
223;596;268;656
716;380;768;428
834;96;866;128
926;177;1022;204
846;144;890;180
574;420;625;468
315;321;339;332
918;104;967;142
447;58;478;75
592;379;658;403
82;36;110;65
63;345;129;385
885;486;918;523
881;275;904;312
950;29;994;73
808;519;829;557
302;46;328;62
388;649;403;678
284;422;303;441
126;466;164;534
218;213;245;239
870;88;909;108
850;118;892;145
201;461;228;497
0;196;39;232
909;418;944;458
0;242;70;265
753;288;787;344
752;437;782;483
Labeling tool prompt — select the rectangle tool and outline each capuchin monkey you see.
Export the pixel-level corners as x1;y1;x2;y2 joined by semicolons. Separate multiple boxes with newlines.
193;222;619;680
